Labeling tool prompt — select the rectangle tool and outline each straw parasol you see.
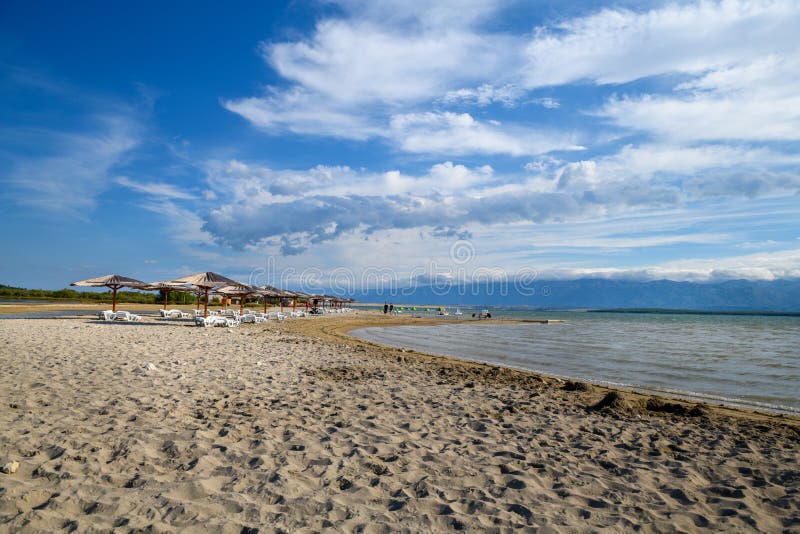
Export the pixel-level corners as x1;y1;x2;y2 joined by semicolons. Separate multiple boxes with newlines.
169;272;241;317
141;280;194;310
216;283;260;315
289;290;313;311
70;274;148;312
256;285;288;313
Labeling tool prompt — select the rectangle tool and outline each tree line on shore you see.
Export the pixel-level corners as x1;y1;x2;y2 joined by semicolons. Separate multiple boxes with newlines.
0;284;194;305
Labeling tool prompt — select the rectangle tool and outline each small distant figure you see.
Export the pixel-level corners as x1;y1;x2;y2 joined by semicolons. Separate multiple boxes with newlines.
472;313;476;318
383;302;389;314
389;304;394;314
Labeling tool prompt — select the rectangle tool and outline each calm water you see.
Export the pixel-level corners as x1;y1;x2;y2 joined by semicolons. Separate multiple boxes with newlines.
352;311;800;414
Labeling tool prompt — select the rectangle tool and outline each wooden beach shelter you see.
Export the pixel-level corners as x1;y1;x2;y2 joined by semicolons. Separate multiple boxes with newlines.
282;289;308;311
141;281;194;309
70;274;148;312
256;285;287;313
216;284;260;315
169;272;241;318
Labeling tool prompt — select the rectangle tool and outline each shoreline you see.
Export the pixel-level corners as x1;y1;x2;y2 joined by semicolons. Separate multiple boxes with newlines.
1;312;798;530
345;322;799;417
284;313;800;427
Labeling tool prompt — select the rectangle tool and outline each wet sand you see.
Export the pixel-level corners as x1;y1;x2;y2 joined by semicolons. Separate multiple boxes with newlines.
0;311;798;532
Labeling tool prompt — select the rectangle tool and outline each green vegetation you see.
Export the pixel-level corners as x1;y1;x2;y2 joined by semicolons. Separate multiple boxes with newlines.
0;284;195;305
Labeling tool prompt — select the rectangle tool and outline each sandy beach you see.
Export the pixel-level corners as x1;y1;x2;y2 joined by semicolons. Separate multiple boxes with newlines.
1;310;798;532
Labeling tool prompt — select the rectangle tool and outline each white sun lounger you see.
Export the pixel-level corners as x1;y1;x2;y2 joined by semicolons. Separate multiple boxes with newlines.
240;313;266;324
195;315;239;327
113;311;141;322
159;309;188;318
98;310;116;321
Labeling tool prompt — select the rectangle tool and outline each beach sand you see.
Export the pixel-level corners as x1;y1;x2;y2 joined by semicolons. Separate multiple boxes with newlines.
0;311;798;532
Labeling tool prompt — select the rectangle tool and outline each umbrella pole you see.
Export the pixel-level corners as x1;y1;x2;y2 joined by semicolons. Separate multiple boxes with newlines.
280;298;283;312
204;288;209;317
164;291;168;310
112;285;118;312
263;297;267;314
293;297;296;311
240;296;244;315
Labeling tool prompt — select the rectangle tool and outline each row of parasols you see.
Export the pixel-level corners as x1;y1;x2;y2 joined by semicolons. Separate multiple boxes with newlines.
70;272;353;317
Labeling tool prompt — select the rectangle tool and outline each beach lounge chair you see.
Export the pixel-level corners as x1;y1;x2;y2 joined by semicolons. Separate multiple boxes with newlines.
113;311;141;322
196;315;239;327
98;310;116;321
240;313;266;324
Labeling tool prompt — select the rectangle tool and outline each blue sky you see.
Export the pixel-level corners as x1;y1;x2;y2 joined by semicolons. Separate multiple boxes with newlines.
1;0;799;290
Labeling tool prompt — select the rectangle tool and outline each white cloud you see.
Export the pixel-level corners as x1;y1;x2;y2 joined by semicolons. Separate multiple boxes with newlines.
139;199;214;246
597;55;800;142
651;247;800;281
389;111;583;156
442;84;525;107
115;176;196;200
2;115;139;217
223;0;800;156
531;97;559;109
222;87;382;140
521;0;799;88
540;144;800;197
198;153;763;253
266;17;517;106
203;159;499;202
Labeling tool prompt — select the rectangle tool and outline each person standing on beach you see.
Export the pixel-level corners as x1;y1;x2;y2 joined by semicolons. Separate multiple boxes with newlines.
389;304;394;314
383;302;388;314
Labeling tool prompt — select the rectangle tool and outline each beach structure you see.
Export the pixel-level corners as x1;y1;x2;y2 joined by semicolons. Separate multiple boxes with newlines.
215;283;260;315
141;280;194;310
70;274;148;312
170;272;241;318
257;285;288;313
286;290;312;311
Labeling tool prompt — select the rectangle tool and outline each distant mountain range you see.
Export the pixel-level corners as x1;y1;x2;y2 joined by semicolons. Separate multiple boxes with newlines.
347;278;800;311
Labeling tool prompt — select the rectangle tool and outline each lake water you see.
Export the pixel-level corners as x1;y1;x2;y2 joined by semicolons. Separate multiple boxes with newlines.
351;311;800;414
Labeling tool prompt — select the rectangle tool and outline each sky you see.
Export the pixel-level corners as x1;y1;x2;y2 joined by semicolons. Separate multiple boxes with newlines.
1;0;799;291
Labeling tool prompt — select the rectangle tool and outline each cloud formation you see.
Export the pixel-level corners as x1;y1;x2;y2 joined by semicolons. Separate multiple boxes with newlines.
223;0;800;155
2;115;139;217
200;147;800;256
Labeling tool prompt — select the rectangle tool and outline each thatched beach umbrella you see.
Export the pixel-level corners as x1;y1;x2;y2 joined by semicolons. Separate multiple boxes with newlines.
282;289;308;311
141;280;194;310
216;284;260;315
170;272;240;317
70;274;147;312
257;285;287;314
